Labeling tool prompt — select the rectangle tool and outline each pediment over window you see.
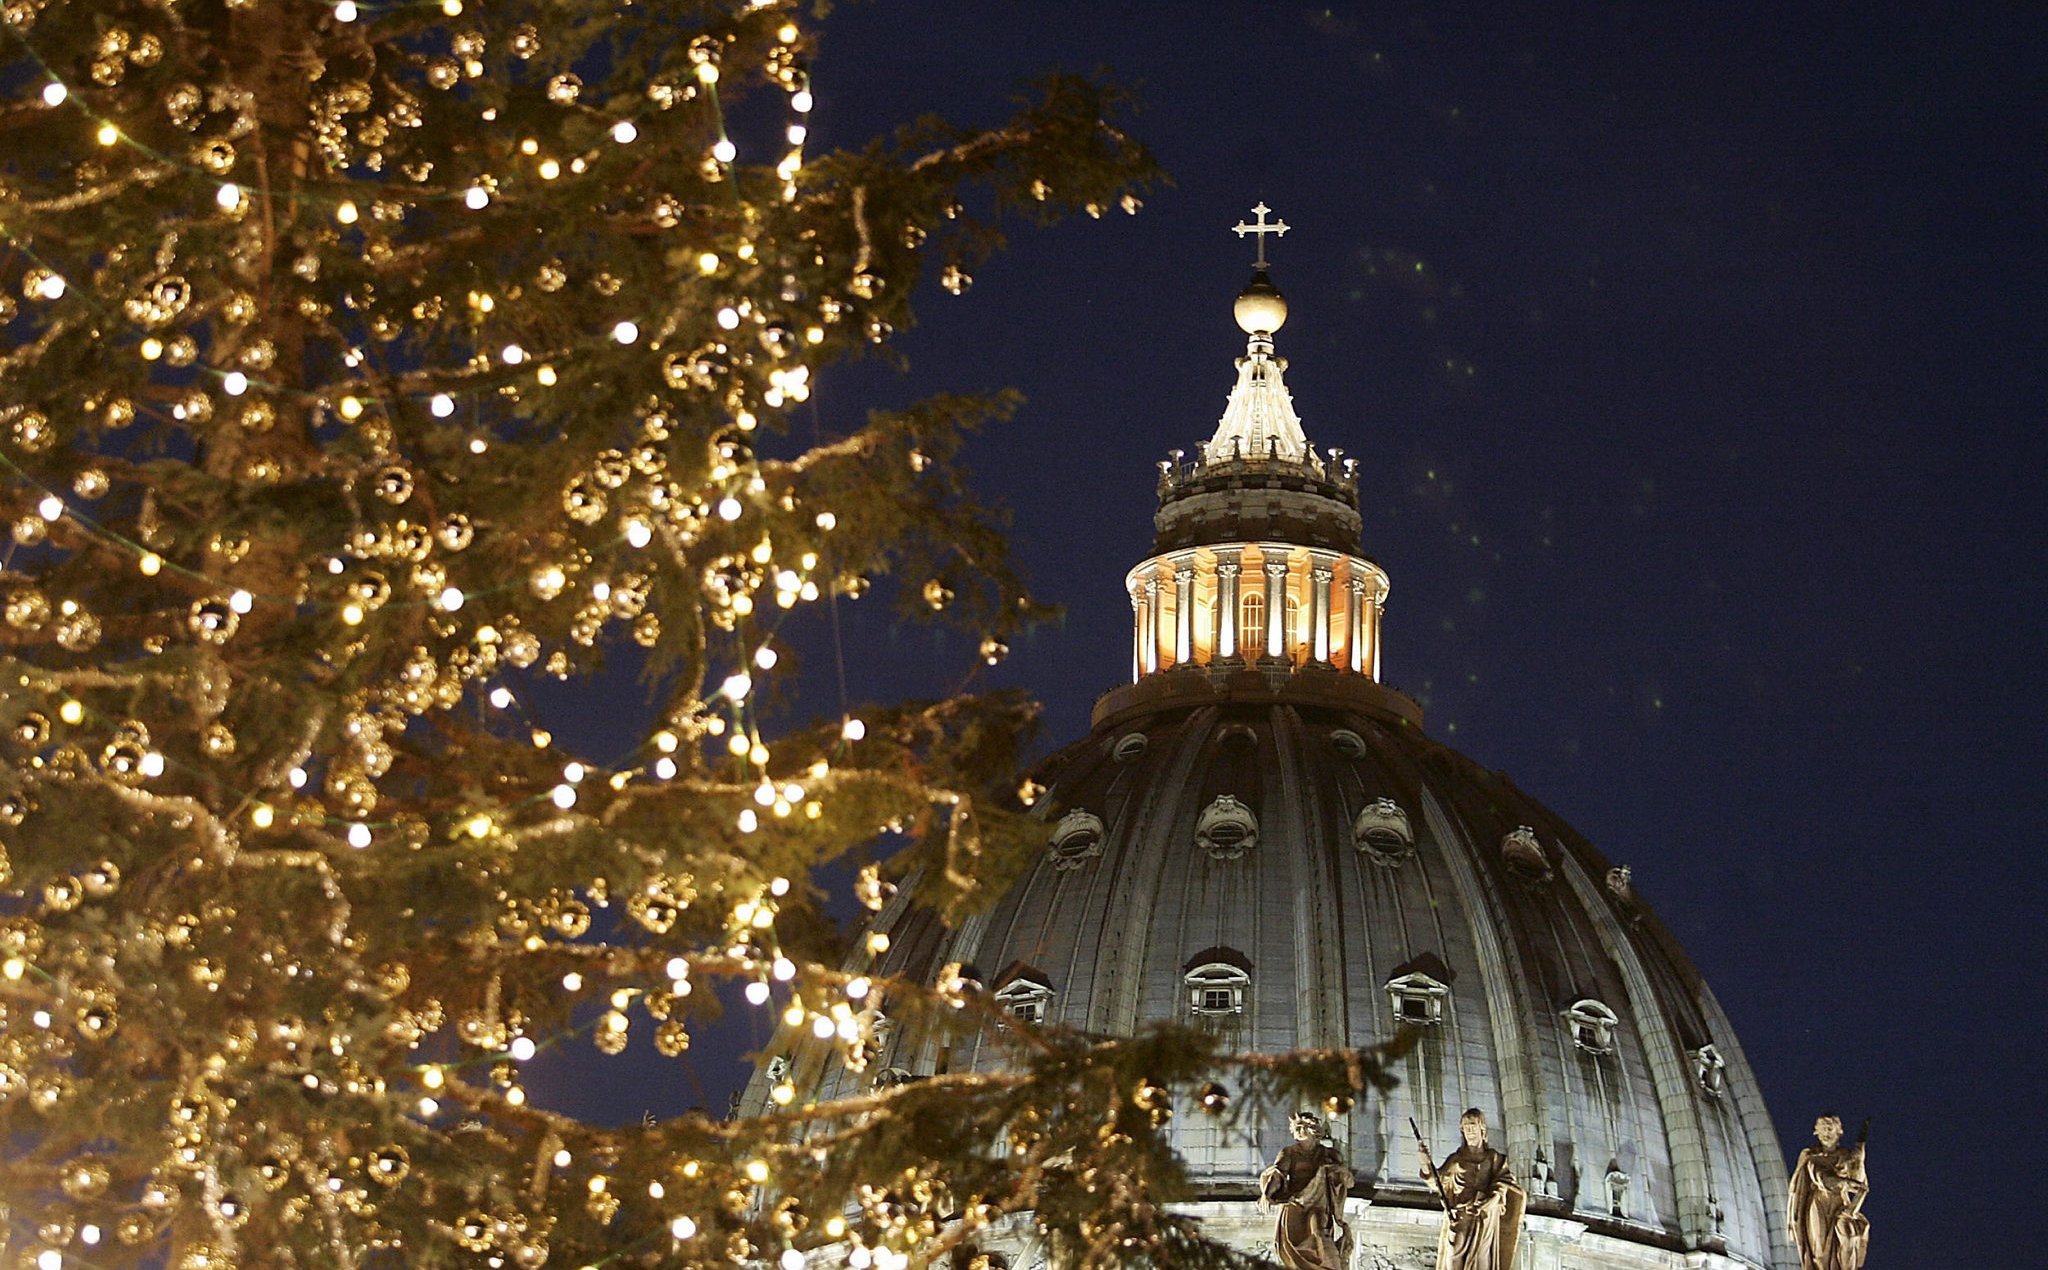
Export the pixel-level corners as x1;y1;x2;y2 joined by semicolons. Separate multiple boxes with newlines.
1564;998;1620;1054
1385;970;1450;1026
993;966;1053;1025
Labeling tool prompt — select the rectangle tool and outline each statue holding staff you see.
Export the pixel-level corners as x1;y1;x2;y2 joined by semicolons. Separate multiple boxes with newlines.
1787;1114;1870;1270
1259;1110;1355;1270
1415;1108;1524;1270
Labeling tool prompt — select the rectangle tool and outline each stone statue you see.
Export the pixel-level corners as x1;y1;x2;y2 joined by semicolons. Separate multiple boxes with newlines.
1259;1110;1355;1270
1787;1114;1869;1270
1416;1108;1525;1270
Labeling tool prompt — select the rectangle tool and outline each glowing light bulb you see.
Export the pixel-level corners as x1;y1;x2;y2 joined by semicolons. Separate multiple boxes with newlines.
36;495;62;521
612;320;639;344
334;1;359;21
215;183;241;210
697;252;720;274
347;824;372;848
501;344;525;365
792;89;813;113
716;306;740;329
139;553;162;576
509;1036;537;1061
41;82;66;106
437;586;464;612
753;646;777;670
464;185;489;209
670;1217;696;1239
612;120;638;143
625;519;652;548
718;497;742;521
229;590;253;614
743;981;770;1005
430;393;455;417
712;137;736;163
721;673;752;702
551;784;577;809
489;687;513;708
697;63;720;85
223;371;248;395
538;159;561;180
335;200;359;225
841;717;866;742
95;122;118;146
251;804;275;828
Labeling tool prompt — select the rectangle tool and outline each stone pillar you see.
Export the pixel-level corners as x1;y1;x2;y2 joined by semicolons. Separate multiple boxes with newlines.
1173;561;1195;667
1141;574;1160;675
1216;560;1241;660
1347;576;1366;673
1370;589;1384;681
1130;590;1143;682
1263;552;1288;661
1311;560;1333;664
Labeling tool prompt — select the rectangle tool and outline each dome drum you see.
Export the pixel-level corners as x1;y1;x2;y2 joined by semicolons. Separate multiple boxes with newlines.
1126;544;1387;682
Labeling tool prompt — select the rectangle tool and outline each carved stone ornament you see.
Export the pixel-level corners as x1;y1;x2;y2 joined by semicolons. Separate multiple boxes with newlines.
1112;731;1149;761
1605;864;1634;899
1329;728;1369;759
1691;1043;1727;1096
1047;808;1105;870
1384;970;1449;1027
1196;794;1259;860
1353;797;1414;866
1501;825;1553;882
1564;998;1620;1054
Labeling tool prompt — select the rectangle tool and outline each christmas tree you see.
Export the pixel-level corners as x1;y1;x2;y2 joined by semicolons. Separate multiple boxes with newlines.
0;3;1389;1267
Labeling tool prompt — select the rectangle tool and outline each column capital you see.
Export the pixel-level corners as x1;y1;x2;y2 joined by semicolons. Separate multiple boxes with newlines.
1216;561;1241;578
1263;559;1289;578
1312;565;1334;583
1174;563;1195;581
1348;576;1368;595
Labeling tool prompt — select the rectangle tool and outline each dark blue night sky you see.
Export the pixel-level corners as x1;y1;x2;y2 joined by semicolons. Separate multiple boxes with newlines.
524;5;2047;1264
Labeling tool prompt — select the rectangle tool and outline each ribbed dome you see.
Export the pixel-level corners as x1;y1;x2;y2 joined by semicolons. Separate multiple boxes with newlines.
744;232;1792;1270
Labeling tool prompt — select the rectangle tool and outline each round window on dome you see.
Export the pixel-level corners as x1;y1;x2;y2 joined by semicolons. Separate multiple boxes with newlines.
1195;794;1258;860
1501;825;1553;882
1329;729;1368;759
1047;809;1105;871
1112;732;1148;761
1352;797;1414;866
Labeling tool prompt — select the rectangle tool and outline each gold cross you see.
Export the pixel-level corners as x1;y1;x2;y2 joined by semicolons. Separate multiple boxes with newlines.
1232;202;1290;270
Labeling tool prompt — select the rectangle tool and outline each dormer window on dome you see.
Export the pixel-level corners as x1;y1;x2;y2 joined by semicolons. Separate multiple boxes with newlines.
993;968;1053;1025
1353;797;1415;866
1195;794;1258;860
1565;999;1620;1054
1183;951;1252;1017
1502;825;1554;882
1047;809;1105;871
1692;1044;1727;1096
1385;971;1450;1027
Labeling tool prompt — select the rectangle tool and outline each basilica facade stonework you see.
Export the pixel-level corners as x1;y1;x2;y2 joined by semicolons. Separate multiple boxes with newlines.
745;215;1796;1270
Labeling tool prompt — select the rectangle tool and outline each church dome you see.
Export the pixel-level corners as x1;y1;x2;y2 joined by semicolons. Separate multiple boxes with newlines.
743;222;1791;1270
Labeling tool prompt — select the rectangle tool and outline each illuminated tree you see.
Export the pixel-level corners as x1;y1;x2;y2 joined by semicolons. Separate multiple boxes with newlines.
0;3;1384;1267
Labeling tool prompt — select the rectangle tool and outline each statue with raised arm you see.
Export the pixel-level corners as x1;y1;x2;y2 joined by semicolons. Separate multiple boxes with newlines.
1787;1114;1869;1270
1416;1109;1524;1270
1259;1110;1355;1270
